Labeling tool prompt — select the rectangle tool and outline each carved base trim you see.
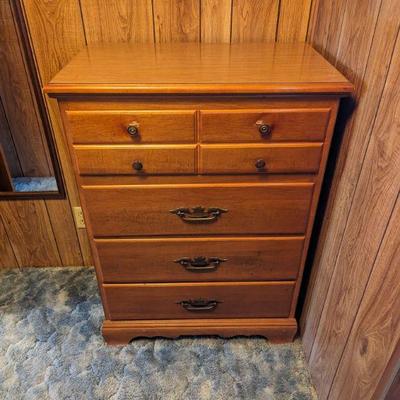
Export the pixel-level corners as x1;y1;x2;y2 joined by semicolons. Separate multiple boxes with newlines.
102;318;297;345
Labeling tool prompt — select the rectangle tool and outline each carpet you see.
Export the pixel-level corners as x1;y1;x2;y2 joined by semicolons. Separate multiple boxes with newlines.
0;267;317;400
12;177;58;192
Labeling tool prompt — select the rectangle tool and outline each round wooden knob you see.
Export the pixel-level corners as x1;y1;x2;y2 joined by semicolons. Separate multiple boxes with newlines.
132;160;143;171
255;159;266;169
258;124;271;136
127;123;139;136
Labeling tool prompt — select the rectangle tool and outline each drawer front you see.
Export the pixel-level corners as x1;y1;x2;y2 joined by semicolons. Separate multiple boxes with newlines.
65;110;196;144
200;143;322;174
83;183;314;236
104;281;295;320
96;236;305;282
74;145;196;175
200;108;331;143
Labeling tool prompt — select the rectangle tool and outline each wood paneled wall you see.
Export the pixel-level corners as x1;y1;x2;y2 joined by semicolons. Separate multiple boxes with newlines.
0;0;313;269
301;0;400;399
0;0;52;177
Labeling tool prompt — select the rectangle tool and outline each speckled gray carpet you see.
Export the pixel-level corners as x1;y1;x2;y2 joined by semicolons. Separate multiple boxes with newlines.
12;177;58;192
0;267;317;400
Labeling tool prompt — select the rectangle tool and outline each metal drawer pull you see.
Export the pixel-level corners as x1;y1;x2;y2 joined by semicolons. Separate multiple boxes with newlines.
170;206;227;223
174;256;227;272
127;122;140;137
255;120;272;137
178;299;220;311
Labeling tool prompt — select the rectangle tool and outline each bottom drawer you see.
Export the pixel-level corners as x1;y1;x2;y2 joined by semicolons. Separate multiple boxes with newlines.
103;282;295;320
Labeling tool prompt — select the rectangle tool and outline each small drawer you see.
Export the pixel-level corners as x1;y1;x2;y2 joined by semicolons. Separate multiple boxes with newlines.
103;281;295;320
82;182;314;237
200;143;323;174
73;145;196;175
65;110;196;144
200;108;330;143
96;236;305;282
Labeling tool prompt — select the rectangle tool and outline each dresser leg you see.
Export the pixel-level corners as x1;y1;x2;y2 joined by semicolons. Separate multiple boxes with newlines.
102;318;298;345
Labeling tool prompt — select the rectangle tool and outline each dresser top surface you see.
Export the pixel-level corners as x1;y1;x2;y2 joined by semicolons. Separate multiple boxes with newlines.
45;42;352;96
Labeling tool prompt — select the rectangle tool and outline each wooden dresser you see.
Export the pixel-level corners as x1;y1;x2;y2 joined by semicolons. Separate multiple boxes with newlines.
46;43;352;344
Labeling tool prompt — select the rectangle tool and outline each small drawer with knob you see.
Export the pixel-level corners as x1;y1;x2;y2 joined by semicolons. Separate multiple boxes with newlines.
64;110;196;144
200;143;323;174
103;281;295;320
199;108;331;143
73;144;196;175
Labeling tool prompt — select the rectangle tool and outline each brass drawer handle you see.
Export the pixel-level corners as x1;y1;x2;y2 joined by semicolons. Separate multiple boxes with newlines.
178;299;220;311
127;122;140;137
255;120;272;137
170;206;227;223
174;256;227;272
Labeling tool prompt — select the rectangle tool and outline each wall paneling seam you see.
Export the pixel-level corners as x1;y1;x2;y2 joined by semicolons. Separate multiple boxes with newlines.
0;96;23;175
305;0;318;40
229;0;234;43
77;0;89;45
0;211;20;268
42;202;63;265
151;0;157;43
275;0;282;41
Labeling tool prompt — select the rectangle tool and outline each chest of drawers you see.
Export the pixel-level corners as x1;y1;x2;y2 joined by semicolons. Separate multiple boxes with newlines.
46;43;352;344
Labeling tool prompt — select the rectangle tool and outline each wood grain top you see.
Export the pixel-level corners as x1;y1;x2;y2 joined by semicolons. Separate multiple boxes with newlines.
45;43;352;95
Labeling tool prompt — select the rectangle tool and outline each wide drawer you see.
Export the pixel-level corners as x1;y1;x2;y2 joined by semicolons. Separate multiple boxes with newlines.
200;143;322;174
65;110;196;143
200;108;330;143
103;281;295;320
83;183;314;236
74;145;196;175
96;236;305;282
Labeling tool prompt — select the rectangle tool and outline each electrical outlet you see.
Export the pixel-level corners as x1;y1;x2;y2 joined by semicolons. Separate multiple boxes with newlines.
73;207;85;228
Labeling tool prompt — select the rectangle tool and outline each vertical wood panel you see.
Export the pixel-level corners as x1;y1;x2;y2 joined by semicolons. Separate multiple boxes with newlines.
329;194;400;399
200;0;232;43
0;216;18;268
231;0;279;43
310;64;400;397
307;0;348;63
333;0;383;91
22;0;89;266
45;199;84;266
21;0;86;84
0;0;51;176
80;0;154;43
153;0;200;43
376;341;400;399
277;0;312;42
305;0;320;41
0;144;13;191
0;200;61;266
0;95;22;176
303;3;400;396
301;0;397;359
385;364;400;400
